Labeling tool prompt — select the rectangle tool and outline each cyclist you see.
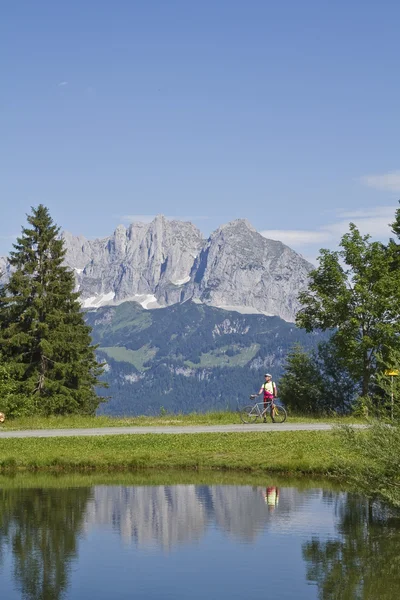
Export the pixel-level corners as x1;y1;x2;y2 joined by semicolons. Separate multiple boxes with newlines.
258;373;277;422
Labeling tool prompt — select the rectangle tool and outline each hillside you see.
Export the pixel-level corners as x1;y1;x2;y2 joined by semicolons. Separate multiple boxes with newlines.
86;301;324;415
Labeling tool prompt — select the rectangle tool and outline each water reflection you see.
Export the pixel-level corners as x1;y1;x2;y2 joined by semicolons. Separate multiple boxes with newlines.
84;484;310;547
0;482;399;600
0;487;91;600
303;494;400;600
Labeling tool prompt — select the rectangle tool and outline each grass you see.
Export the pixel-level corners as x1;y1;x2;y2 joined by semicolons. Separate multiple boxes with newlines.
0;430;361;475
99;344;157;369
107;304;152;332
0;412;367;430
185;344;260;368
0;415;398;507
334;421;400;507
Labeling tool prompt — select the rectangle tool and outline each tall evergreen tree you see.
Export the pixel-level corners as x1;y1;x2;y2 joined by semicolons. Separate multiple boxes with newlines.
0;205;106;416
390;200;400;239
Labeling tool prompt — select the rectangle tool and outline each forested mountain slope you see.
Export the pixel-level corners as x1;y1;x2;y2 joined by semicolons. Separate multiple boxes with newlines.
86;301;323;415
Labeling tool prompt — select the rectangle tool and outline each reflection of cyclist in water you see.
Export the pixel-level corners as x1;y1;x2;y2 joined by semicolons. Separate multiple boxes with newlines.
265;486;279;510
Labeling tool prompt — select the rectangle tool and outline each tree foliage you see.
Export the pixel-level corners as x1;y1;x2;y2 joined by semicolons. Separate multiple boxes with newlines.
278;341;357;415
296;222;400;398
0;205;106;416
0;361;16;415
375;346;400;420
313;340;358;413
278;344;326;414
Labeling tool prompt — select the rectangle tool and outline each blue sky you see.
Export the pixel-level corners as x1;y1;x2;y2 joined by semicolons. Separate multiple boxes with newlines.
1;0;400;262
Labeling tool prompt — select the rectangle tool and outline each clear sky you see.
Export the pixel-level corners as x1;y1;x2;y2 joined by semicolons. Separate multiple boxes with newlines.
2;0;400;262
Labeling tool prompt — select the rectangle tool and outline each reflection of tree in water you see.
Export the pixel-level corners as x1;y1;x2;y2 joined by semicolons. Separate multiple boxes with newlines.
0;487;91;600
303;493;400;600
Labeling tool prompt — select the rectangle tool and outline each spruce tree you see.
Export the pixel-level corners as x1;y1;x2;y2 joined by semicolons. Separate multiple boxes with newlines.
0;205;106;416
391;200;400;239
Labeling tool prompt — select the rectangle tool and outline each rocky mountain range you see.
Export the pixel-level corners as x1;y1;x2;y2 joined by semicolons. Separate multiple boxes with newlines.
65;216;312;322
0;215;312;322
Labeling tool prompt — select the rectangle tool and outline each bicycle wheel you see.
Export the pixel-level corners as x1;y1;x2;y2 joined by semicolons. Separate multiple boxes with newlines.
239;405;259;424
271;404;287;424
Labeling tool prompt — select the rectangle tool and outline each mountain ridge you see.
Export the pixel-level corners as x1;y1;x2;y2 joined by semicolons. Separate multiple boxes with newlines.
0;215;313;322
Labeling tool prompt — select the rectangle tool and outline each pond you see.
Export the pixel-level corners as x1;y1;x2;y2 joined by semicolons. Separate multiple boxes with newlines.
0;474;399;599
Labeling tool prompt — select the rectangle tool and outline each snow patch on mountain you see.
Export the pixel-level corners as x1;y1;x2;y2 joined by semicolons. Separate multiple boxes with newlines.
83;292;116;308
171;276;191;286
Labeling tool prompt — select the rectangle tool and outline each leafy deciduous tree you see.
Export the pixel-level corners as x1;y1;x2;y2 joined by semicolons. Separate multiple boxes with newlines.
278;344;326;414
313;340;358;414
279;341;357;415
296;223;400;398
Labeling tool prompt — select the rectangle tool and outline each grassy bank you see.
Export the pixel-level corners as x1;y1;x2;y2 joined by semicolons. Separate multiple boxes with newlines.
1;423;398;506
334;422;400;507
0;412;366;430
0;470;346;492
0;429;358;475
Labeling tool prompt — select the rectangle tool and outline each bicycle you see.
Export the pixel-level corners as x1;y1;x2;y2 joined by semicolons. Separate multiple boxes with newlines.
239;395;287;424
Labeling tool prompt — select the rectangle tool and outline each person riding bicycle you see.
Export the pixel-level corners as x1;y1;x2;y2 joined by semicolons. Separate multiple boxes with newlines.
258;374;277;422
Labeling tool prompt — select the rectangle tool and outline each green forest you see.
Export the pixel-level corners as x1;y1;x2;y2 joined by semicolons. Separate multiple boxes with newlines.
87;300;325;415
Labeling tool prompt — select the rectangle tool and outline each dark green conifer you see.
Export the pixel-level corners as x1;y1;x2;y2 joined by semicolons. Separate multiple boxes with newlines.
0;205;106;416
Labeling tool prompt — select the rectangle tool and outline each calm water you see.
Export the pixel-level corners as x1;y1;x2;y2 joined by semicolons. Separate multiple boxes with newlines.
0;479;399;599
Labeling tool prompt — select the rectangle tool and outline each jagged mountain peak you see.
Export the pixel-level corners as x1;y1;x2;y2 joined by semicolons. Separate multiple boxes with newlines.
213;218;256;235
177;217;312;322
1;215;312;321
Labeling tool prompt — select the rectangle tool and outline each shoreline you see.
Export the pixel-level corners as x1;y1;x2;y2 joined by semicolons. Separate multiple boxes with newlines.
1;422;396;507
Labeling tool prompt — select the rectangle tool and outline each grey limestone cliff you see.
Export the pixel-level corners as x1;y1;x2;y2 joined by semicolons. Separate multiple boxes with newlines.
62;215;204;308
182;219;312;322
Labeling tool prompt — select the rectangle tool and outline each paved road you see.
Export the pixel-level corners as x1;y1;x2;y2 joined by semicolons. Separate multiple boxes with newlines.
0;423;365;439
